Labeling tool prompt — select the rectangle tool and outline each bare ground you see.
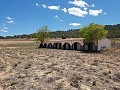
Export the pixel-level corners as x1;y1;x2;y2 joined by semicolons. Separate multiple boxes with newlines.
0;41;120;90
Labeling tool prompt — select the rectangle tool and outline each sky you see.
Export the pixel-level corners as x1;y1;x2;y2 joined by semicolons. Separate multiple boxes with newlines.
0;0;120;36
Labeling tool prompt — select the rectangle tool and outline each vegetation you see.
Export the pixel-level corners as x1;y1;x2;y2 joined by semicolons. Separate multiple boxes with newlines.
35;26;50;47
50;29;80;38
80;23;108;44
105;24;120;38
0;24;120;39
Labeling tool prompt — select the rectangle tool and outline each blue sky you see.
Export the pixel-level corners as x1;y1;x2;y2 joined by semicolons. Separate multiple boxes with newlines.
0;0;120;36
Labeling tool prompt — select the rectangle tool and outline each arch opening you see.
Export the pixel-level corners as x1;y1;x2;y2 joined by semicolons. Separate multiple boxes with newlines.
43;43;47;48
83;44;89;51
48;43;52;48
57;43;62;49
91;43;97;51
53;43;57;49
63;42;71;50
53;43;62;49
39;43;44;48
72;42;81;50
83;42;97;51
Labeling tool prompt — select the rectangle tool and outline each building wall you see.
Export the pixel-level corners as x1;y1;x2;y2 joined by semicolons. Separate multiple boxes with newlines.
98;38;111;51
43;38;111;51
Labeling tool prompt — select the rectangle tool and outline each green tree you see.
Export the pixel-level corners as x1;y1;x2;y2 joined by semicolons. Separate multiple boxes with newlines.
80;23;108;50
35;26;50;48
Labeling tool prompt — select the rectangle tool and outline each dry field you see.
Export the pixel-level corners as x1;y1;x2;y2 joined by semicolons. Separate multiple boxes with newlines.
0;40;120;90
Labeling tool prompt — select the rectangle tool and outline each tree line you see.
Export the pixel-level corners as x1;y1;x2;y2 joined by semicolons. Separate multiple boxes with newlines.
105;24;120;38
0;24;120;39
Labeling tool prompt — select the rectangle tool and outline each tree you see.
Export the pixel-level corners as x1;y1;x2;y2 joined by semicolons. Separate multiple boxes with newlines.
35;26;50;48
80;23;108;51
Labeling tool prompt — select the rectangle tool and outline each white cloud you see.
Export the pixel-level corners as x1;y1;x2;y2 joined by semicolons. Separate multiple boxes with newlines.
48;6;60;10
8;20;14;24
0;27;8;33
42;4;47;8
91;4;95;7
0;29;8;32
55;15;59;19
3;27;8;30
62;8;67;13
68;7;88;17
6;16;15;24
89;9;102;16
103;12;106;14
36;3;39;6
6;16;12;20
69;23;81;26
54;15;63;21
83;7;87;10
68;0;88;7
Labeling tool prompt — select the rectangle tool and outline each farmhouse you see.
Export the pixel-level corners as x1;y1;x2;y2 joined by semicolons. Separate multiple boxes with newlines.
40;38;111;51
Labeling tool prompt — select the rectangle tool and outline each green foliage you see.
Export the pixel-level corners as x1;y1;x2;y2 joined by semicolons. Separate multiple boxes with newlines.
35;26;50;43
1;24;120;39
50;29;80;38
105;24;120;38
80;23;108;43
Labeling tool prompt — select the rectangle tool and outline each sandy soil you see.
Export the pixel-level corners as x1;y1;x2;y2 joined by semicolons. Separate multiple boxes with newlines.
0;41;120;90
0;40;35;45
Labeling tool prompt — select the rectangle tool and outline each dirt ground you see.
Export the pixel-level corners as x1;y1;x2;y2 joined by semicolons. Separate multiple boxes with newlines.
0;41;120;90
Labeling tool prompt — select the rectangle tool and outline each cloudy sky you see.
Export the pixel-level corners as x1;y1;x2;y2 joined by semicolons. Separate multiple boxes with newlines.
0;0;120;36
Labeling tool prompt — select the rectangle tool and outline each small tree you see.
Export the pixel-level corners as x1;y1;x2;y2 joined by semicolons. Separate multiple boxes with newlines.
80;23;108;51
35;26;50;48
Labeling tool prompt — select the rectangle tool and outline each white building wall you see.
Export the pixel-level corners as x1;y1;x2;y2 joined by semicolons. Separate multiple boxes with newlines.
98;38;111;51
46;38;111;51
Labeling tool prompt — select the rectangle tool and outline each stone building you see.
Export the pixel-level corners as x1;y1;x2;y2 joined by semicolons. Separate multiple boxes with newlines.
40;38;111;51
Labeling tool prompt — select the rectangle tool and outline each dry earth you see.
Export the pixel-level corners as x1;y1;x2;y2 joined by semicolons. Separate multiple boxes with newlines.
0;41;120;90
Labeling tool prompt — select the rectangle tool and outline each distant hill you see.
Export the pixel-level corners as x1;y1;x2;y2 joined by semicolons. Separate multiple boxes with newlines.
105;24;120;38
0;24;120;39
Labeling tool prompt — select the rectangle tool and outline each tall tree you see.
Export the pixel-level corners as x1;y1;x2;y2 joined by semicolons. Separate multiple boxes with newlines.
35;26;50;48
80;23;108;50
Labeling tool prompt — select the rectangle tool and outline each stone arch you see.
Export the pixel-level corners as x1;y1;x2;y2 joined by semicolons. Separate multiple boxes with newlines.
63;42;71;50
48;43;52;48
83;42;97;51
83;44;89;51
39;43;44;48
53;43;57;49
57;43;62;49
91;43;97;51
72;42;81;50
53;43;62;49
44;43;47;48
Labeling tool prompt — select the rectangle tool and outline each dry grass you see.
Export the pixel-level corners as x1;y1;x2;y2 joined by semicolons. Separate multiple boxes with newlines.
0;40;120;90
0;40;35;45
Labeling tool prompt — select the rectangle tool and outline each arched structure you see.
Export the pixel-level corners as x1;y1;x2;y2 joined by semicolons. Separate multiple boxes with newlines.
53;43;62;49
39;43;44;48
53;43;57;49
48;43;52;48
63;42;71;50
57;43;62;49
72;42;81;50
43;43;47;48
83;42;97;51
83;44;89;51
41;38;111;51
91;43;97;51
